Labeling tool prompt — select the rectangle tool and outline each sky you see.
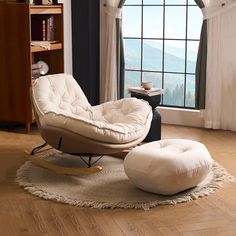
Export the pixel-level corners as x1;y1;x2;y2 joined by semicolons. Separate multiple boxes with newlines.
122;1;202;52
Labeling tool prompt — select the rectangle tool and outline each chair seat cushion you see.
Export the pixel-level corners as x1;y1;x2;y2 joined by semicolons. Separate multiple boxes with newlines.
33;74;152;144
124;139;213;195
44;98;152;144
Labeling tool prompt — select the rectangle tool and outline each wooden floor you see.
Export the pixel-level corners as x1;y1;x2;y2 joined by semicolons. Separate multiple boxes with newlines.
1;124;236;236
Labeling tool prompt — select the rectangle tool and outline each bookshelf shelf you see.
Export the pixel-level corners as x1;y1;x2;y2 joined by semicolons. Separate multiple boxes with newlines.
0;2;64;133
30;5;62;15
31;43;62;52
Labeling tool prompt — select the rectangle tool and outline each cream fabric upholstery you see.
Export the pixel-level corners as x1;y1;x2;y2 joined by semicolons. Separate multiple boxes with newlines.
124;139;213;195
31;74;152;153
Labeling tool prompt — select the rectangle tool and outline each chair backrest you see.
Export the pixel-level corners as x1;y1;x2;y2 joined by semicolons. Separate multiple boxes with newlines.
31;73;90;117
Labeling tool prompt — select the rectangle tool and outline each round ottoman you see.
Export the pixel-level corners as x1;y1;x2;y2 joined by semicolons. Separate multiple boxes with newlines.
124;139;213;195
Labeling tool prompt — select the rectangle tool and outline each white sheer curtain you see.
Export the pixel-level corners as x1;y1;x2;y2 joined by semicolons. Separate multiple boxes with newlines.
202;0;236;131
100;0;123;103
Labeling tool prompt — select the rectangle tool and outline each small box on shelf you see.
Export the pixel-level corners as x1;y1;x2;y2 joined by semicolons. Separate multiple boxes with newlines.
31;63;41;79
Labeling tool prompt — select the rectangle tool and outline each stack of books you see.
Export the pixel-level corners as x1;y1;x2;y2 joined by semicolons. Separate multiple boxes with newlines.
128;87;163;96
31;63;41;79
31;15;54;41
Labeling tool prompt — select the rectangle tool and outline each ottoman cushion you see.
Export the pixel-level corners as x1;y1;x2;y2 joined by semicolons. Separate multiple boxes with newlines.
124;139;213;195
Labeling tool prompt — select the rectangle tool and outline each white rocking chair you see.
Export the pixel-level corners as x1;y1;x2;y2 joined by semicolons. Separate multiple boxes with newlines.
29;74;153;174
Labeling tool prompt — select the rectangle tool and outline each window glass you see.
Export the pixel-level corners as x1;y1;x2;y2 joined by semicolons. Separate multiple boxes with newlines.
143;6;163;38
164;40;185;73
143;40;163;71
186;74;196;107
124;39;142;70
186;41;199;73
188;6;203;39
165;0;186;5
143;0;163;4
142;72;162;88
188;0;197;5
124;0;142;5
163;73;185;106
124;71;141;97
123;6;141;37
165;6;186;39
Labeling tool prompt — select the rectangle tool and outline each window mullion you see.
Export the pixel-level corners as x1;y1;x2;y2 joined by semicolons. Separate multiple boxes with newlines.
184;1;189;107
140;0;144;84
162;0;166;103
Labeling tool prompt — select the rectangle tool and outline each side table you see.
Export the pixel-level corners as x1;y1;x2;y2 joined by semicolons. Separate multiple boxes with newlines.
131;92;161;142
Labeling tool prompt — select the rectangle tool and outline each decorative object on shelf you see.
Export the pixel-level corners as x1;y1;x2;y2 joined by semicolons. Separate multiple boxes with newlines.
141;81;153;90
37;60;49;75
31;41;51;50
34;0;53;5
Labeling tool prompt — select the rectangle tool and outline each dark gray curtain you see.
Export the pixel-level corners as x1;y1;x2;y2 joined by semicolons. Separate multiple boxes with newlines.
195;0;207;109
117;0;126;98
71;0;100;105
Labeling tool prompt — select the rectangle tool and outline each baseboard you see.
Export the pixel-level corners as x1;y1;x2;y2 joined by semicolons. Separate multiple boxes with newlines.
157;107;204;128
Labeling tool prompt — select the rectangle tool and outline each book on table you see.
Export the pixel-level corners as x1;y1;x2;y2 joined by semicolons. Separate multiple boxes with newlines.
128;87;163;96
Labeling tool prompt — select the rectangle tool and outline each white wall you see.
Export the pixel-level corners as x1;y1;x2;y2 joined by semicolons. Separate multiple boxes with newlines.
58;0;72;74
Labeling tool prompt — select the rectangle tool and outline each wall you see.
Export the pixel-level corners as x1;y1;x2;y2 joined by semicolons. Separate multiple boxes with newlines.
157;107;204;127
58;0;72;74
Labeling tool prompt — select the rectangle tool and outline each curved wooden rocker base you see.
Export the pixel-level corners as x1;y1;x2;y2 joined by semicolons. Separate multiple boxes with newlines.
24;152;102;175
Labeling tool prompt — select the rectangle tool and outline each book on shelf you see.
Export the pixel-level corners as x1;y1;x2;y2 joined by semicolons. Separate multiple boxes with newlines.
31;15;54;41
128;87;163;96
48;16;54;41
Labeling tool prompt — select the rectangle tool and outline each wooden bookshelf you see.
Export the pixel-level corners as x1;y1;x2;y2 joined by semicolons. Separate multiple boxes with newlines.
0;2;64;132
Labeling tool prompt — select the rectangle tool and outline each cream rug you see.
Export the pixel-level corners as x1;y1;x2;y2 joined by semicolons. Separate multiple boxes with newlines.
16;152;235;210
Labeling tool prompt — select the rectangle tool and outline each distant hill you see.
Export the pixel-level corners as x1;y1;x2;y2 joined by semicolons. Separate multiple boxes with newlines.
125;40;196;73
144;40;198;62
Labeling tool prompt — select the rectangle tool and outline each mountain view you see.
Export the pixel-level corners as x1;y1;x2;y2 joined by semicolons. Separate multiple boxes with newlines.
124;40;197;107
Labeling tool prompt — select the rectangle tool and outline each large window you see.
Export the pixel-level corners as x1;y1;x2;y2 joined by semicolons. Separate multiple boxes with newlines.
123;0;202;108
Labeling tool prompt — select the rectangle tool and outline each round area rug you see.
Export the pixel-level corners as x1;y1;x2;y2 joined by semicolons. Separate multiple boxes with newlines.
16;152;235;210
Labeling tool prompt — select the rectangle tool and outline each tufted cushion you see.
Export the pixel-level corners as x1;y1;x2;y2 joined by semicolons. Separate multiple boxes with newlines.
32;74;153;144
124;139;213;195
